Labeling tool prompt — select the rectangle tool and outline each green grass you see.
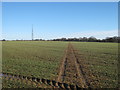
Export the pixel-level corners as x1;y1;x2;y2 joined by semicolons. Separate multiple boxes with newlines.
2;41;118;88
2;41;67;80
72;42;118;88
2;78;51;88
2;78;37;88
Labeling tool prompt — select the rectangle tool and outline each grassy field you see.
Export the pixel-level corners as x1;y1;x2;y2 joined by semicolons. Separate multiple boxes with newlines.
2;41;118;88
2;78;52;88
72;42;118;88
2;41;67;79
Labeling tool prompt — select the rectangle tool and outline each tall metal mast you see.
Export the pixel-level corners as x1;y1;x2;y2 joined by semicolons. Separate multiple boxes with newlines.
32;25;33;41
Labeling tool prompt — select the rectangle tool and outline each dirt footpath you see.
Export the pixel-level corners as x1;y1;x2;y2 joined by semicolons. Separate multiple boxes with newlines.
57;43;90;88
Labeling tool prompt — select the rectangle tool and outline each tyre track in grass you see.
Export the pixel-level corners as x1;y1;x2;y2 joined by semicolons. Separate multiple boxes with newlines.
2;43;89;88
57;43;89;88
1;43;80;88
1;72;80;89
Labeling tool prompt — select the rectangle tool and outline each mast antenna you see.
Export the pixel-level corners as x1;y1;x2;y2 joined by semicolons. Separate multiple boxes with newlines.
32;25;33;41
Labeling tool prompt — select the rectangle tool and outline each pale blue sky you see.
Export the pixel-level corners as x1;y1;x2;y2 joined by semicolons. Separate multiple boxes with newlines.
2;2;118;40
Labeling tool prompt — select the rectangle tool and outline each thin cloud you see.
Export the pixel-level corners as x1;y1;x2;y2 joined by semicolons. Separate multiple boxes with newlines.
62;30;118;39
2;30;118;40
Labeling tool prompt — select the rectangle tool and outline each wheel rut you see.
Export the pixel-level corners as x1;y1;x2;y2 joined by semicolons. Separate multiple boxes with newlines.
57;43;89;88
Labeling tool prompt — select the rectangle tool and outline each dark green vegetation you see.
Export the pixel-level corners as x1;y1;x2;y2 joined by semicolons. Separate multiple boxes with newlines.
2;41;118;88
50;36;119;43
72;42;118;88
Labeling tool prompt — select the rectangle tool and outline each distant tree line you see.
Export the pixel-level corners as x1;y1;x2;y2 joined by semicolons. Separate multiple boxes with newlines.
34;39;45;41
1;36;119;43
52;36;119;43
